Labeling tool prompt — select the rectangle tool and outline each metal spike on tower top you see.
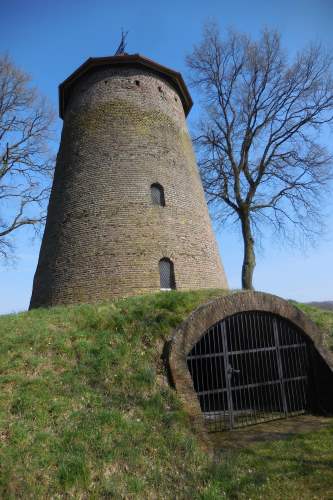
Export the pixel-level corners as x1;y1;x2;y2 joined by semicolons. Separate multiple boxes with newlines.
114;29;129;56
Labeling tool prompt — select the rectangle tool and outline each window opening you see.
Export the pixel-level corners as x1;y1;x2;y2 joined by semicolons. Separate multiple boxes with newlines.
151;183;165;206
159;258;176;290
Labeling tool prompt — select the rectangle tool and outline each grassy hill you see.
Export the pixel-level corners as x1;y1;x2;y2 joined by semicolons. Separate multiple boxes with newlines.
307;301;333;312
0;290;332;499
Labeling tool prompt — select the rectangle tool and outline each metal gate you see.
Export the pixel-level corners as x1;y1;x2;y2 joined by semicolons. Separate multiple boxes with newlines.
186;311;312;431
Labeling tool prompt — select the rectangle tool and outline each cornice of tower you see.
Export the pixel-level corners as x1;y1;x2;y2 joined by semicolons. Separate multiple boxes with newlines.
58;54;193;119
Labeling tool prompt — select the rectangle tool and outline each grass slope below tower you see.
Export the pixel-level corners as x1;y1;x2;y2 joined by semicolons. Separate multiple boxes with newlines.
0;289;332;498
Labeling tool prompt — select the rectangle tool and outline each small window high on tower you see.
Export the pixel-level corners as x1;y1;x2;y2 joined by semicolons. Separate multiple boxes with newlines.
159;258;176;290
151;183;165;206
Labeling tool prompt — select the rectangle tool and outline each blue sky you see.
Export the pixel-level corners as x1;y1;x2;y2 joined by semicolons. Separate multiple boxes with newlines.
1;0;333;313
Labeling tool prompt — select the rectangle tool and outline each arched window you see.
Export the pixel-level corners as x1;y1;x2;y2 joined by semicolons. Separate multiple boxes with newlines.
159;258;176;290
151;183;165;207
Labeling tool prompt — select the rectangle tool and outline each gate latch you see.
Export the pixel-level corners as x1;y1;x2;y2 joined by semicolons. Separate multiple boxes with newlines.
227;365;240;375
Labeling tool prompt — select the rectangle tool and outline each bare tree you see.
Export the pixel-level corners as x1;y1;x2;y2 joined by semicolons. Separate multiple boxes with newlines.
0;54;55;261
187;25;333;290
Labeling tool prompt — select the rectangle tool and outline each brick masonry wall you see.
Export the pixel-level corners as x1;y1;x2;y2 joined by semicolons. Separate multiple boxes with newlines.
30;64;228;308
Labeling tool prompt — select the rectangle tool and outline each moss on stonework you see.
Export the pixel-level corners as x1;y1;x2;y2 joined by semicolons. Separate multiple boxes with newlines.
68;99;181;138
179;128;197;171
64;100;197;170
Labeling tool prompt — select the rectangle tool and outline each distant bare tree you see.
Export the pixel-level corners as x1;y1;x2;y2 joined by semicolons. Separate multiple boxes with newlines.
187;25;333;290
0;55;55;261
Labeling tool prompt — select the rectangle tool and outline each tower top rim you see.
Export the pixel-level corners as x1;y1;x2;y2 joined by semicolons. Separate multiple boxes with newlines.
58;54;193;119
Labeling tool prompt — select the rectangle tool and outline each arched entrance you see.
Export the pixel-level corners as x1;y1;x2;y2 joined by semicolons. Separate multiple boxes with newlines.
187;311;312;431
168;292;333;434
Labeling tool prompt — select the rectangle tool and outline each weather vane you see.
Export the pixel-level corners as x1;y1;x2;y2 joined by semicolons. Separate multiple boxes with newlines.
114;29;129;56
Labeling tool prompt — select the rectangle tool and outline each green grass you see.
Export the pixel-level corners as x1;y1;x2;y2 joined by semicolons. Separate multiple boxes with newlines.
0;289;332;498
296;302;333;351
203;425;333;499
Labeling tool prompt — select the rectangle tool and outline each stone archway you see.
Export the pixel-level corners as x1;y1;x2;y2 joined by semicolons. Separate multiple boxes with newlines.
168;292;333;433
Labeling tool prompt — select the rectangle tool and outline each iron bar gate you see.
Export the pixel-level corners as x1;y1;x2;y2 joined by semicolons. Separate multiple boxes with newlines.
186;311;311;431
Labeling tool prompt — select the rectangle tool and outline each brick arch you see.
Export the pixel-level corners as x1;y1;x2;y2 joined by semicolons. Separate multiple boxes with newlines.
168;291;333;433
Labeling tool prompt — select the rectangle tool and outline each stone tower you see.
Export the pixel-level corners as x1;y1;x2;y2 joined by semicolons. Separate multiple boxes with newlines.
30;54;228;308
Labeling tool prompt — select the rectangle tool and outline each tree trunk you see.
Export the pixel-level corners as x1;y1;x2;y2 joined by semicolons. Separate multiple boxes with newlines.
240;214;256;290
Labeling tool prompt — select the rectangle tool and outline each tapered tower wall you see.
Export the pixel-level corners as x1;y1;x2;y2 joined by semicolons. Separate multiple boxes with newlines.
30;57;228;308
